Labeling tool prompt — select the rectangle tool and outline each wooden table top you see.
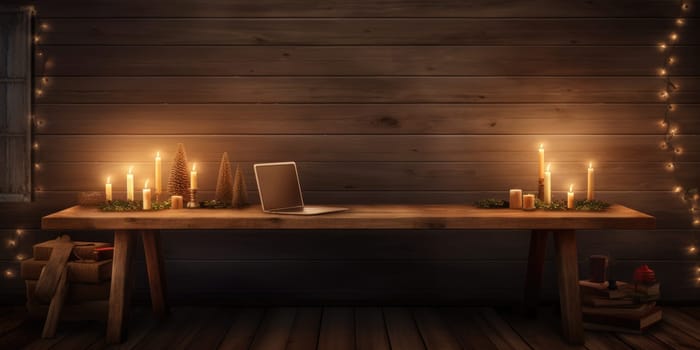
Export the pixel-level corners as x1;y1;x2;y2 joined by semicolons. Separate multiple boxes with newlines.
42;204;655;230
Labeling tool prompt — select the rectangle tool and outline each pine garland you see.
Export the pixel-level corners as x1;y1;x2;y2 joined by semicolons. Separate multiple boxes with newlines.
100;200;171;212
575;199;611;211
474;199;509;208
535;199;567;211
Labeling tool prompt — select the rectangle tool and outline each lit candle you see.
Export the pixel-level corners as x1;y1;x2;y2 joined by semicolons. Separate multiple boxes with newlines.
105;176;112;201
509;189;523;209
155;152;162;196
523;194;536;210
126;166;134;201
171;195;183;209
538;144;545;180
143;179;152;210
587;162;595;201
190;163;198;190
544;163;552;204
567;184;575;209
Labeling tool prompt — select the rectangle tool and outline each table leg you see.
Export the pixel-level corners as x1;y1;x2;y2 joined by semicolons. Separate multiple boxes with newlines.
106;230;136;344
141;230;169;319
524;229;548;317
553;229;584;344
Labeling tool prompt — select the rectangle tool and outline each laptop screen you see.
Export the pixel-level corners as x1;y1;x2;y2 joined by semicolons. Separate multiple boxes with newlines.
255;162;304;211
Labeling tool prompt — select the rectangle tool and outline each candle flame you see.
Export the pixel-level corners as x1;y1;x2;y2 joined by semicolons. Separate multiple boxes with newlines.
569;184;574;193
128;166;133;174
144;179;150;189
546;163;551;172
589;162;593;169
192;163;196;172
539;144;544;151
156;151;160;158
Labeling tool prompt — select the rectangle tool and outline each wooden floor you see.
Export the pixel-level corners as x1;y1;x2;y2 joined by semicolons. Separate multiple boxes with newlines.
2;305;700;350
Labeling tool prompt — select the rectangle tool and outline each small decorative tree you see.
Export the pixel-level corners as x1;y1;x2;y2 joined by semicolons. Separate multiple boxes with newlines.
167;143;190;198
215;152;234;204
232;164;248;208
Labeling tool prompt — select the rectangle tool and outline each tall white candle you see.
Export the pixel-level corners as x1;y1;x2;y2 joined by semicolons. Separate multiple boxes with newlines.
105;176;113;201
190;163;198;190
126;166;134;201
538;144;545;180
567;184;575;209
143;179;152;210
155;152;162;196
587;162;595;201
544;163;552;204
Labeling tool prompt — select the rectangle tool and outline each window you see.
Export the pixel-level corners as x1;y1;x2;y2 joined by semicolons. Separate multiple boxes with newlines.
0;7;32;201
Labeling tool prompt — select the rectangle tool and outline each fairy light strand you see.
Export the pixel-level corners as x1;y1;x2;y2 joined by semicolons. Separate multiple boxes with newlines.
657;2;699;282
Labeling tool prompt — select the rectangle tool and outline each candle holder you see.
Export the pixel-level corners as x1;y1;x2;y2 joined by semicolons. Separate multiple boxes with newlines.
186;189;199;208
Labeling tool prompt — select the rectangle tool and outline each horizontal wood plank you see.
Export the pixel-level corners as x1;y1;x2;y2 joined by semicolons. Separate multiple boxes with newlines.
11;0;697;18
38;46;700;76
37;77;699;103
36;19;699;46
34;161;700;192
32;135;700;162
35;103;700;135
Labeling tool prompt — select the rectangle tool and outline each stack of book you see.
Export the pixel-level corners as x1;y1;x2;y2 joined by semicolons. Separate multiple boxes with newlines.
21;240;113;320
580;280;662;333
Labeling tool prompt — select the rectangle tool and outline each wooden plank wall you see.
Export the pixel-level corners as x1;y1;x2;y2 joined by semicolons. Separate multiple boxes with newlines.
1;0;699;303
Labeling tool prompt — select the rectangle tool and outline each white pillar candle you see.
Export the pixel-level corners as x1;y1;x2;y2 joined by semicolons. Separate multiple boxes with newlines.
143;179;152;210
171;195;183;209
126;166;134;201
155;151;162;196
105;176;112;201
509;189;523;209
567;184;575;209
538;144;545;180
587;162;595;201
544;163;552;204
523;194;536;210
190;163;198;190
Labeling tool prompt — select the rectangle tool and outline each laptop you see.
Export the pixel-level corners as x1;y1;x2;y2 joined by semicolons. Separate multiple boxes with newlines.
254;162;348;215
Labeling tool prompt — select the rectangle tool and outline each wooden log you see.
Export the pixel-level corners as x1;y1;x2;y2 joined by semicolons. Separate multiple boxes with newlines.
141;230;169;319
553;230;583;344
106;230;136;344
41;267;68;338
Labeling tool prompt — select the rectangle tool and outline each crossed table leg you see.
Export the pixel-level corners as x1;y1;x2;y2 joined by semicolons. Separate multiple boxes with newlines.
106;230;169;344
524;229;584;344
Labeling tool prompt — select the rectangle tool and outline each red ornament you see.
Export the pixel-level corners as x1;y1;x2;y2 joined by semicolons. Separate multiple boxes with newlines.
633;264;656;284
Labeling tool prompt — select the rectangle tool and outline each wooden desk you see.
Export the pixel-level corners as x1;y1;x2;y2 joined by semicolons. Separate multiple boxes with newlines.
42;204;654;344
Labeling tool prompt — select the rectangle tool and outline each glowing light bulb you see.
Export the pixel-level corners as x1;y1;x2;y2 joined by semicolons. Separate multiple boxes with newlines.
660;91;669;99
675;147;683;154
32;142;39;150
676;18;685;26
670;128;678;135
667;163;675;171
659;120;668;128
35;89;44;97
7;240;16;247
668;57;676;65
694;219;700;226
3;269;15;279
668;104;675;111
670;33;678;41
659;141;668;150
659;42;667;50
16;254;25;261
16;229;23;236
40;23;49;30
674;186;683;193
34;163;40;170
682;3;690;10
33;36;40;43
690;246;697;253
659;68;667;76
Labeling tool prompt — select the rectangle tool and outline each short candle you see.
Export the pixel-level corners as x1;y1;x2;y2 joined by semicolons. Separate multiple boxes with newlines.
509;189;523;209
171;195;183;209
142;179;152;210
567;184;575;209
523;194;536;210
105;176;112;201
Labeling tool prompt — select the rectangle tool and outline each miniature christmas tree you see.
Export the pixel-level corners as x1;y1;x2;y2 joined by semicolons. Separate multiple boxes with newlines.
167;143;190;197
215;152;234;204
232;164;248;208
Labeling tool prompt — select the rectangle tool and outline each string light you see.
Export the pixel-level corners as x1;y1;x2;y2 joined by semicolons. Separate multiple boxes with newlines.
690;246;697;253
15;254;25;261
4;269;16;279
